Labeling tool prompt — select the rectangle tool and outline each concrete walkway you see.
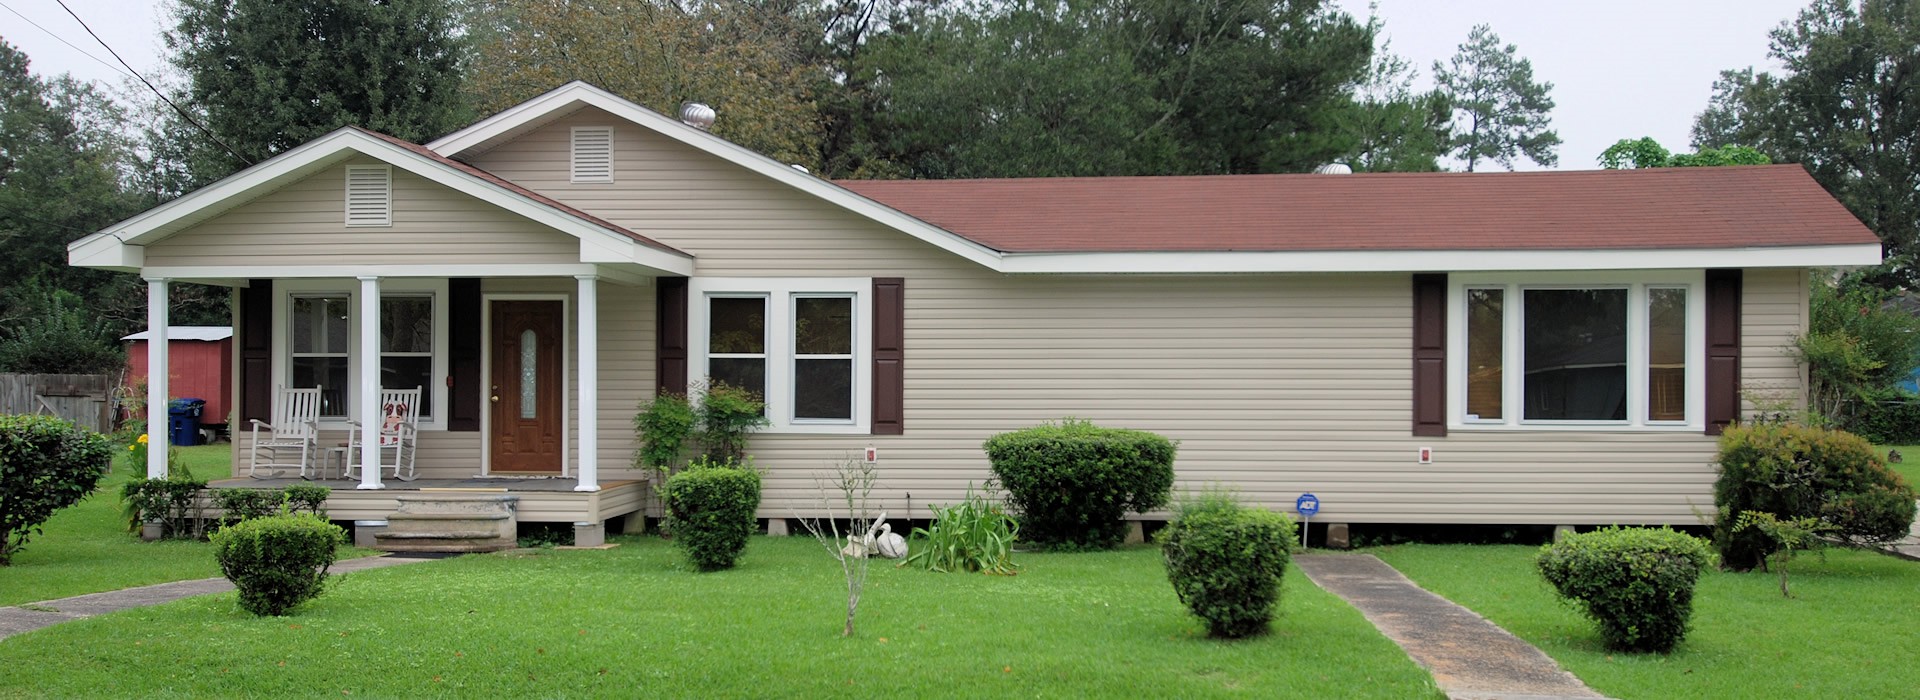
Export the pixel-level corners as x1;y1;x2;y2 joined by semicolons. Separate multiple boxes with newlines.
1296;553;1608;700
1884;502;1920;561
0;554;438;642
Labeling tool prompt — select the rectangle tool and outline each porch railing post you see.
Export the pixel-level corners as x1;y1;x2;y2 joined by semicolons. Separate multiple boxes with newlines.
145;277;169;479
574;274;600;492
357;276;384;490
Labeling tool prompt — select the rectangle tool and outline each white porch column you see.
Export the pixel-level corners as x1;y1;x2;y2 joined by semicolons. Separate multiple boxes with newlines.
574;274;600;492
144;277;169;479
356;276;384;490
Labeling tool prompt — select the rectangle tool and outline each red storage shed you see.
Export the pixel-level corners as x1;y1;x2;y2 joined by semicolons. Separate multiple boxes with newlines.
125;326;233;431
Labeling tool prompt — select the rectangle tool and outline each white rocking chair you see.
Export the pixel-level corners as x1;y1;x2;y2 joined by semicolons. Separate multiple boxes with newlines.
347;387;422;482
248;386;322;479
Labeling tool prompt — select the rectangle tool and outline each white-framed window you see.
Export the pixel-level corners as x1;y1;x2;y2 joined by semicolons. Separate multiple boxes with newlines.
690;278;871;434
1447;271;1705;431
344;165;392;226
274;280;450;429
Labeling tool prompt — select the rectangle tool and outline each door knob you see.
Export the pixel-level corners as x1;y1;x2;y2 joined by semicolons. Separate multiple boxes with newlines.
490;395;500;403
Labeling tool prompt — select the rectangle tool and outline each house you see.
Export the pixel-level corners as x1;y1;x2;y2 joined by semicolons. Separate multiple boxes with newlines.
69;82;1880;538
123;326;233;437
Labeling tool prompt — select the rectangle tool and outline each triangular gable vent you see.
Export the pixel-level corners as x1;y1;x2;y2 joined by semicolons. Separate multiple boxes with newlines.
344;164;392;226
572;126;614;183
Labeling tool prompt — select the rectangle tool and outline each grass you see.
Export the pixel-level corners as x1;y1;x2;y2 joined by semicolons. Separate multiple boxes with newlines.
0;537;1442;698
1872;444;1920;487
0;443;370;607
1374;543;1920;700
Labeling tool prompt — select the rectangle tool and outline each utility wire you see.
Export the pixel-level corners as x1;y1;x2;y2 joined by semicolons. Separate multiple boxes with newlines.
52;0;255;166
0;0;133;79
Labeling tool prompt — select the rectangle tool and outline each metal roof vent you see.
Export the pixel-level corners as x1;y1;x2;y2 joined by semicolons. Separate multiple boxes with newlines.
679;102;715;130
1313;162;1353;175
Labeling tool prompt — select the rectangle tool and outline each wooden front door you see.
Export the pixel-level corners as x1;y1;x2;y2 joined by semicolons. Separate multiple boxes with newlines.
490;300;564;473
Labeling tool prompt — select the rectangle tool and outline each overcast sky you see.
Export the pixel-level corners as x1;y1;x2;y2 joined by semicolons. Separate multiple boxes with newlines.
6;0;1812;172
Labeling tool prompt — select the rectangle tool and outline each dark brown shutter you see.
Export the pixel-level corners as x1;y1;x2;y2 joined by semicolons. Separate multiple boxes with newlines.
1412;273;1447;437
1705;269;1743;435
872;278;905;435
656;277;688;397
447;278;482;431
238;279;273;423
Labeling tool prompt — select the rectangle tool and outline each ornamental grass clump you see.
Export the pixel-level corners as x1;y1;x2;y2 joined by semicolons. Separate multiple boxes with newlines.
1536;526;1713;653
906;483;1020;575
982;419;1176;550
664;457;762;571
1713;423;1915;571
210;512;346;616
1157;492;1296;639
0;414;112;565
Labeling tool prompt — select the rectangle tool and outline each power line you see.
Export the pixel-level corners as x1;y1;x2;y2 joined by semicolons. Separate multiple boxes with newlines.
0;0;133;79
52;0;255;167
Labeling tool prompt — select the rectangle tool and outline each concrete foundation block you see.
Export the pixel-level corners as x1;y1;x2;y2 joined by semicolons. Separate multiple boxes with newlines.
353;520;389;549
140;521;164;542
620;513;648;535
766;518;790;536
1325;523;1352;549
574;521;606;548
1554;525;1577;542
1124;521;1145;545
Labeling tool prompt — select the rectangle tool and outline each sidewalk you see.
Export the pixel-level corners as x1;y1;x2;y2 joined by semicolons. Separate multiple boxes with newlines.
1884;501;1920;561
0;554;438;642
1296;553;1609;700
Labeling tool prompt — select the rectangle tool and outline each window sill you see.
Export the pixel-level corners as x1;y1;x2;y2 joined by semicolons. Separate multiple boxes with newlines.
1448;423;1703;434
757;423;870;436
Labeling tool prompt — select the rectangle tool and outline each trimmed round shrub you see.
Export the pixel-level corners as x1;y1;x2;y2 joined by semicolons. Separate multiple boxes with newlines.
1536;526;1713;653
664;457;762;571
0;414;113;564
1157;493;1296;638
982;419;1176;549
211;512;346;616
1714;423;1915;570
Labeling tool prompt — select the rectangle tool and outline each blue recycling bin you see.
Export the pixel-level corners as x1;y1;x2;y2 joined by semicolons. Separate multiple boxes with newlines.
167;398;207;447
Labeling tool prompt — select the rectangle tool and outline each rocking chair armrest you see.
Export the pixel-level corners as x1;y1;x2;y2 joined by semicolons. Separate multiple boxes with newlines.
249;419;274;430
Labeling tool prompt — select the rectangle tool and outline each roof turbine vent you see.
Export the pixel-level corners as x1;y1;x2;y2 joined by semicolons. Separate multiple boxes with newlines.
1313;162;1353;175
679;102;716;130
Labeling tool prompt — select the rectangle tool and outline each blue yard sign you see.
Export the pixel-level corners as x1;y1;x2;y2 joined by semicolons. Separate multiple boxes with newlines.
1296;493;1320;517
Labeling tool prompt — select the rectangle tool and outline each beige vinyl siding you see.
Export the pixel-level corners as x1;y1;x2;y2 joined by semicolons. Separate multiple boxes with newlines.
1740;268;1809;413
467;112;1808;525
144;157;582;267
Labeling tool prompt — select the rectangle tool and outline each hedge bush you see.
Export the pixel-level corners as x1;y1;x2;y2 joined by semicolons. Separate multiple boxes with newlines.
1844;398;1920;445
210;512;346;616
0;414;113;565
982;419;1177;549
1157;493;1295;638
1536;526;1713;653
664;457;762;571
1714;423;1916;570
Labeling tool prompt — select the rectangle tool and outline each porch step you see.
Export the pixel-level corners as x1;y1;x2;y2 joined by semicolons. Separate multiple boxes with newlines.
371;493;520;553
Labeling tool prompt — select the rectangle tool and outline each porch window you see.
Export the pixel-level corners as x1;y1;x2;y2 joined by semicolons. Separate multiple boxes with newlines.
381;296;435;418
1451;272;1703;430
278;282;448;427
291;296;351;417
690;278;872;434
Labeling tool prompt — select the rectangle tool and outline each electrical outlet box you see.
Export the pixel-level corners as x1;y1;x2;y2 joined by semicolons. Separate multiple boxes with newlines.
864;446;878;463
1418;447;1433;464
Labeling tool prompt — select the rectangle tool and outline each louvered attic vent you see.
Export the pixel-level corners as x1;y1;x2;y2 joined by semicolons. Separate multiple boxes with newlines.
572;127;614;183
344;165;392;226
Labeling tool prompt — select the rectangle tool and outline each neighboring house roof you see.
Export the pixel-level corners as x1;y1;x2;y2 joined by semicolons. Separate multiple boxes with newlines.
122;327;233;342
835;165;1880;253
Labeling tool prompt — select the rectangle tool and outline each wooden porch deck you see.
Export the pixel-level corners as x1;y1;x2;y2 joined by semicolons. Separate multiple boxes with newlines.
205;477;649;524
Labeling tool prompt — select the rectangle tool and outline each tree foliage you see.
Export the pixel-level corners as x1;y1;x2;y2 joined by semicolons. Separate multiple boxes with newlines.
1434;24;1559;171
1597;137;1771;169
1338;30;1452;172
166;0;472;184
1795;274;1920;423
1692;0;1920;288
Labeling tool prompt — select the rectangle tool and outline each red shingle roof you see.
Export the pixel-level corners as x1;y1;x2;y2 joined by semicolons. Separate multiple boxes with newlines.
353;127;689;257
836;165;1878;254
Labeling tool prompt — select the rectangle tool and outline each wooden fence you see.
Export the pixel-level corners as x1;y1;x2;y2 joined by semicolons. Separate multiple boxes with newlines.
0;373;115;433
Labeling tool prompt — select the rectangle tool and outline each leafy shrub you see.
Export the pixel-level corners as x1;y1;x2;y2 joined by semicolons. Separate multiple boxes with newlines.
1536;526;1713;653
121;472;209;539
1732;510;1832;598
210;512;346;616
1156;492;1296;639
1714;423;1916;570
906;484;1020;574
664;457;762;571
282;484;330;515
214;485;329;526
1797;276;1920;423
982;419;1176;549
633;391;695;473
694;380;769;463
1843;397;1920;444
0;414;113;564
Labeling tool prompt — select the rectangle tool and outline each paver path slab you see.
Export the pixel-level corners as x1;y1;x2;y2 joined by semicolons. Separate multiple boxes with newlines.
0;554;437;642
1296;553;1607;700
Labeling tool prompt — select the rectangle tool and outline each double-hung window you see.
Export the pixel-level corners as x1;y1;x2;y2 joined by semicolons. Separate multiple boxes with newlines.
1450;272;1704;430
278;281;449;428
690;278;870;433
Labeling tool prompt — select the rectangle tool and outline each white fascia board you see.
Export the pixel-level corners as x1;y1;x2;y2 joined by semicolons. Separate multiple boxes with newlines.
995;243;1884;274
68;236;142;270
143;263;610;280
426;82;1005;271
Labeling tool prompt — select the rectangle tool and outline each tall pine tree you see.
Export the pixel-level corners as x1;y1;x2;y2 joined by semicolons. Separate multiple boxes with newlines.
1433;24;1559;171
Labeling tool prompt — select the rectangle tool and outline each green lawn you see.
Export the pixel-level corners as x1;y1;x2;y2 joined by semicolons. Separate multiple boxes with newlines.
1873;445;1920;488
1374;544;1920;700
0;444;369;607
0;537;1442;698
